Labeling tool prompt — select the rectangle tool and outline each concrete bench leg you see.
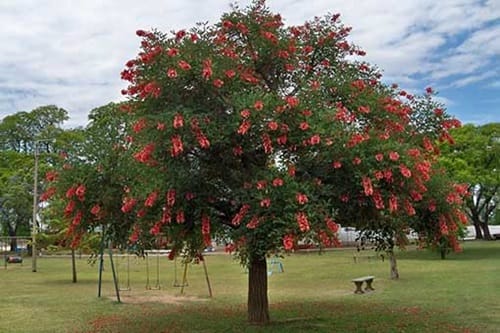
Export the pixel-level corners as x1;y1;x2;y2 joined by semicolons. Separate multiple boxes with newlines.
365;279;374;291
353;281;364;294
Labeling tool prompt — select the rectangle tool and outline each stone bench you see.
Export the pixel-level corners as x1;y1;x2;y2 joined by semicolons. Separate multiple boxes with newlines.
351;275;375;294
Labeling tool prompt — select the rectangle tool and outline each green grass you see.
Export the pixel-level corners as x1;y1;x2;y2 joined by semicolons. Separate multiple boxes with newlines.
1;241;499;332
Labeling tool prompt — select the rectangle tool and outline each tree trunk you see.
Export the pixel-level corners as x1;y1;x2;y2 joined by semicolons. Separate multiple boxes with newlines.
480;222;493;240
387;250;399;280
473;222;483;239
440;248;447;260
71;248;77;283
247;256;270;324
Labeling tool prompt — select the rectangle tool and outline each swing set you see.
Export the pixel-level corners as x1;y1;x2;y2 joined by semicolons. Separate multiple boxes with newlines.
96;229;213;302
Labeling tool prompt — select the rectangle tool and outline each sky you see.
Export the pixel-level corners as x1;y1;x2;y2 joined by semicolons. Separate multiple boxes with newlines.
0;0;499;128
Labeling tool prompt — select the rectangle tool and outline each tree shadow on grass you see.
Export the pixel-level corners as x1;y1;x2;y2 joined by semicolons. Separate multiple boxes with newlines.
78;299;478;333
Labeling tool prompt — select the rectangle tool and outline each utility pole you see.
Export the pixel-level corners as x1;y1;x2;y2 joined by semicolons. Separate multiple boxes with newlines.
32;142;39;272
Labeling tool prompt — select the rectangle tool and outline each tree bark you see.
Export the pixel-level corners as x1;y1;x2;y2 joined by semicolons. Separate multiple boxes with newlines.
480;222;493;240
387;250;399;280
247;255;270;324
473;222;483;239
440;248;447;260
71;248;77;283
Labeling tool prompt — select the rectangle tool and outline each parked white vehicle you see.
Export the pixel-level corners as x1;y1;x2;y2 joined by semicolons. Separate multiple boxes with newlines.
464;225;500;240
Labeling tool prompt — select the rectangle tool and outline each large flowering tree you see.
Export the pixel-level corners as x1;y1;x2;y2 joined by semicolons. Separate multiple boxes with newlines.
51;1;466;324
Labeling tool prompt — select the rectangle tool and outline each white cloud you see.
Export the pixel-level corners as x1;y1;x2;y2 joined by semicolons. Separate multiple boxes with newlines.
0;0;498;126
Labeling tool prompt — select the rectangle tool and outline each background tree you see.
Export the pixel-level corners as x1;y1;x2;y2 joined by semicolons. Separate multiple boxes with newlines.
55;1;465;325
0;105;68;248
439;123;499;239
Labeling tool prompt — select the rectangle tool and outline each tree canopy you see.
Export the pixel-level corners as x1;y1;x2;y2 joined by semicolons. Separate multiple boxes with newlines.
439;123;499;238
50;1;467;324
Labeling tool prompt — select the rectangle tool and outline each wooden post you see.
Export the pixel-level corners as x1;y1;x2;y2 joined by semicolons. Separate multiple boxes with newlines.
201;255;213;297
180;262;189;295
97;232;106;298
108;247;121;303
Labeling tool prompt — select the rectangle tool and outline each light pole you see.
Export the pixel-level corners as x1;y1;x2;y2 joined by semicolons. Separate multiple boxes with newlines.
32;141;40;272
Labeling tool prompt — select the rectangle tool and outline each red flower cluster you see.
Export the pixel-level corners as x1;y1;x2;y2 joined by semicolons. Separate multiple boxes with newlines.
296;212;310;232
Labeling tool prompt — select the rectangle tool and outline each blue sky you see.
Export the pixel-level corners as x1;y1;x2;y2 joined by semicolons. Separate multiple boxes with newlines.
0;0;498;127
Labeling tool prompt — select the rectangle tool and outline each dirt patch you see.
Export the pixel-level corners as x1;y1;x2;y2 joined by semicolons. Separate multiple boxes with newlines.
108;290;208;304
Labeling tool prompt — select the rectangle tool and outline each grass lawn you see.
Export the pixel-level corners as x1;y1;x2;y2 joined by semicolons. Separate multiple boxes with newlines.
1;241;499;332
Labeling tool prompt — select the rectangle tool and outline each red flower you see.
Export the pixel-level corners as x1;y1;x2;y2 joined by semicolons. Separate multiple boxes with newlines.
173;114;184;128
75;184;86;199
132;118;147;133
166;189;176;207
175;29;186;41
310;80;320;90
389;151;400;161
262;133;273;153
246;215;259;229
202;58;212;80
40;187;56;202
90;204;101;216
178;60;191;70
399;164;412;178
272;178;284;187
375;153;384;162
374;170;384;180
166;48;179;56
64;200;75;217
283;234;294;250
213;79;224;88
237;121;251;135
176;210;185;224
299;122;309;130
157;122;165;131
384;169;393;182
167;68;178;78
149;222;161;236
240;109;251;118
134;143;155;163
288;165;296;177
277;134;287;145
121;197;137;213
372;191;384;209
285;96;299;108
352;157;362;165
201;214;211;246
309;134;321;145
332;161;342;169
144;191;158;207
325;217;339;233
423;137;434;152
233;145;243;156
267;121;279;131
362;177;373;196
254;100;264;110
171;135;184;157
388;194;398;213
65;186;76;198
236;22;249;34
296;212;310;232
196;132;210;149
260;198;271;208
296;193;308;205
232;204;250;226
225;69;236;78
358;105;370;114
129;225;140;244
256;180;267;190
404;200;416;216
45;171;58;182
